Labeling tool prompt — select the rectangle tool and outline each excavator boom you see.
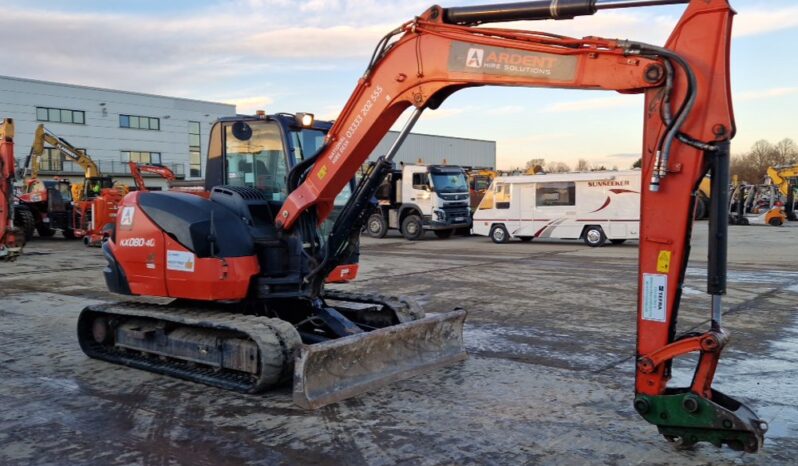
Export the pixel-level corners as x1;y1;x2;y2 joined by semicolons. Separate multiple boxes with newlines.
128;162;177;191
1;118;24;261
275;0;765;452
29;124;100;179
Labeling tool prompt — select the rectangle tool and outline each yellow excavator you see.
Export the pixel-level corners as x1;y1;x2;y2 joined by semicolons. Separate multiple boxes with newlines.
18;124;127;243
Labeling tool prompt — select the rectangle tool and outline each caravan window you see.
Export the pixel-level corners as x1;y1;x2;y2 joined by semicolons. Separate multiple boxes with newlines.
536;182;575;207
495;183;511;209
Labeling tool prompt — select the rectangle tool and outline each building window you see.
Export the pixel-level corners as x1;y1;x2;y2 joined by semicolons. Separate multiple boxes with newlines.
36;107;85;125
188;121;201;177
120;114;160;130
536;182;576;207
122;151;162;165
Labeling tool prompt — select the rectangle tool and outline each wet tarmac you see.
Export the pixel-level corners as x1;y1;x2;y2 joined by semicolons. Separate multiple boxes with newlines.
0;223;796;465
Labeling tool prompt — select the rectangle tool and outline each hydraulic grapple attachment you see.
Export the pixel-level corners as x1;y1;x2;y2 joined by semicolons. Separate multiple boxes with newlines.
294;309;467;409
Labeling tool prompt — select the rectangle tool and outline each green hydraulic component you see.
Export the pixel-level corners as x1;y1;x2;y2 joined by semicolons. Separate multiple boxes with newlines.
634;389;767;453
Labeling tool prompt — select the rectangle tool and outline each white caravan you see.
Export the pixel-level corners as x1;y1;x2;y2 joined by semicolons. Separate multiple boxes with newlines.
472;171;641;246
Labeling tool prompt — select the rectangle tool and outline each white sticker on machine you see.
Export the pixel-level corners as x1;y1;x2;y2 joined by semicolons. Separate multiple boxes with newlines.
166;250;195;272
119;206;135;226
642;273;668;322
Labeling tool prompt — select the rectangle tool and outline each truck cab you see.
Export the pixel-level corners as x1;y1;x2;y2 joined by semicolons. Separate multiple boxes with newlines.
367;164;471;240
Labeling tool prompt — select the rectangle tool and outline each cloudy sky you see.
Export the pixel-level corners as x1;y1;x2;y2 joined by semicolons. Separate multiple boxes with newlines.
1;0;796;169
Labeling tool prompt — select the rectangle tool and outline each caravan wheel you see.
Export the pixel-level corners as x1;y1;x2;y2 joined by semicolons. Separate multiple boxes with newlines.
490;225;509;244
583;226;606;247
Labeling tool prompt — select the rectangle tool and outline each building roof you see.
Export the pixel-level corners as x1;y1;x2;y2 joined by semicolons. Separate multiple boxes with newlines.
0;74;233;108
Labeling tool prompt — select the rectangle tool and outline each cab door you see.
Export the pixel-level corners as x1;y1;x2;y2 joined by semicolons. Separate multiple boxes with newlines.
405;170;434;215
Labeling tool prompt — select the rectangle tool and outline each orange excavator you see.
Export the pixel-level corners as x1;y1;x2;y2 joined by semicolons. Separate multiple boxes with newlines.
1;118;24;261
128;162;176;191
78;0;766;452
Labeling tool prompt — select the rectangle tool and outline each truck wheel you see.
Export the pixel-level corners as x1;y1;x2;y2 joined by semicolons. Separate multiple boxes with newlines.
366;213;388;238
36;224;55;237
768;217;784;227
583;226;606;247
15;208;36;241
401;215;423;241
610;239;626;245
433;229;454;239
490;224;509;244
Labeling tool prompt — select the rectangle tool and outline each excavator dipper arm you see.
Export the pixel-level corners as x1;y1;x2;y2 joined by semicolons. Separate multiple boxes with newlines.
128;162;177;191
278;0;765;452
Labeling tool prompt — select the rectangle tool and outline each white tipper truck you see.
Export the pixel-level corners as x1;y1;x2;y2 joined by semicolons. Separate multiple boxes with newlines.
365;164;471;240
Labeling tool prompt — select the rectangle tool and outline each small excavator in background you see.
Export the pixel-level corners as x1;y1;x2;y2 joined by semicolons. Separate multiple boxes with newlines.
128;162;176;191
1;118;24;261
767;164;797;221
17;124;126;245
78;0;766;453
729;179;787;226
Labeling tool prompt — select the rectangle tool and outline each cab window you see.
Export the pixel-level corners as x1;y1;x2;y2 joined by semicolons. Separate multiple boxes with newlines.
290;128;326;162
412;173;430;190
225;122;288;201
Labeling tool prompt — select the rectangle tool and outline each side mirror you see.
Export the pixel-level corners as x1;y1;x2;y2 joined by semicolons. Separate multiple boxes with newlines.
232;121;253;141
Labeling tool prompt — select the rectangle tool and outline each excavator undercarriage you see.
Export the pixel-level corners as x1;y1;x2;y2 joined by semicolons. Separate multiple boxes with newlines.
80;291;465;408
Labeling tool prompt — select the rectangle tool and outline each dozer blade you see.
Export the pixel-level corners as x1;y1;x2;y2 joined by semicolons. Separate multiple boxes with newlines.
293;309;467;409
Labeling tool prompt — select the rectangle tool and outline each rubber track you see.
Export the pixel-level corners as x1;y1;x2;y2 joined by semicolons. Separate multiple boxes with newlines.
78;302;301;393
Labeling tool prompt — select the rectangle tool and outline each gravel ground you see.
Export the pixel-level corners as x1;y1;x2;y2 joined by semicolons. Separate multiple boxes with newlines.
0;222;796;465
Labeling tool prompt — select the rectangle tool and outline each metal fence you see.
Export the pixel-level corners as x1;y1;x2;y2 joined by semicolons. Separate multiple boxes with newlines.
18;159;186;178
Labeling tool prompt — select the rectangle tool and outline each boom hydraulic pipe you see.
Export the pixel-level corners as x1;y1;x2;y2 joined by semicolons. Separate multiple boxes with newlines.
443;0;689;24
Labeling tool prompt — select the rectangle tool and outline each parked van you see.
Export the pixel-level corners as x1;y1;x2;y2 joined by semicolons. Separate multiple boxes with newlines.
472;171;641;246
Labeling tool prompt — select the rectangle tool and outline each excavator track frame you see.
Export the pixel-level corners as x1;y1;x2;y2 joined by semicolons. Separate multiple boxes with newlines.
78;303;301;393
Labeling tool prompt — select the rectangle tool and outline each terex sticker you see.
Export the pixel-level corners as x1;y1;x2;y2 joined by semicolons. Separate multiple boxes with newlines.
167;250;195;272
119;206;135;226
449;42;578;81
642;274;668;322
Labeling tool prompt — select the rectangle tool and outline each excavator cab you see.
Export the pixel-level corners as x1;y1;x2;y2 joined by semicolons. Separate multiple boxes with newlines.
83;176;114;199
205;114;355;259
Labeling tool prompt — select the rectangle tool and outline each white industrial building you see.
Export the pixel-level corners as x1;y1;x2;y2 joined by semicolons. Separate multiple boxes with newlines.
1;75;495;189
0;75;234;186
368;130;496;169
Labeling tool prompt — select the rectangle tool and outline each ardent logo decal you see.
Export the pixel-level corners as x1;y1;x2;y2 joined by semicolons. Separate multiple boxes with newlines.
449;42;577;81
466;48;484;68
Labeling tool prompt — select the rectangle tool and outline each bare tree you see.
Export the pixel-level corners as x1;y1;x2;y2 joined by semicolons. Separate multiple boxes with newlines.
774;138;798;164
575;159;590;172
546;161;570;173
730;138;797;183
